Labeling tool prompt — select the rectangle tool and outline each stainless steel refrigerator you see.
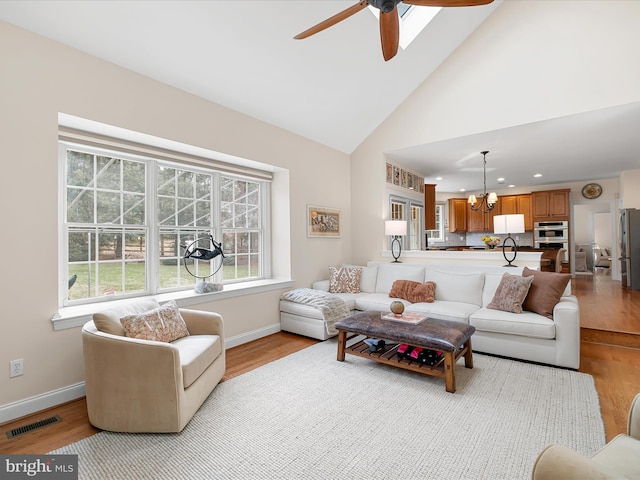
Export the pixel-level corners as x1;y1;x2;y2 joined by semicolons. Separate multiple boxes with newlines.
620;208;640;290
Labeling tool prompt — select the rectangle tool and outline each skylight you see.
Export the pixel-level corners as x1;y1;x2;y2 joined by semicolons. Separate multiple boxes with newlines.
369;3;441;50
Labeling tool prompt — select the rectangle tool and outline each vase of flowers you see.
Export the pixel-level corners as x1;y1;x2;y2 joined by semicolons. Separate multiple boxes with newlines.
482;235;501;249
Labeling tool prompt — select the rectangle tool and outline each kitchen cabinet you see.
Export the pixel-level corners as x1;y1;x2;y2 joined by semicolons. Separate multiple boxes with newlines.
467;201;501;232
499;194;533;231
448;198;467;232
424;184;436;230
532;189;570;221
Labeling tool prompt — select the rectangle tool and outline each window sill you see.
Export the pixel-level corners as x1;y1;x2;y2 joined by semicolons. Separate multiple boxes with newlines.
51;278;294;331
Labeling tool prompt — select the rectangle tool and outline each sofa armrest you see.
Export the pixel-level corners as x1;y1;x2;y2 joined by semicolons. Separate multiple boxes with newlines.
532;444;609;480
312;279;330;291
552;297;581;369
629;393;640;439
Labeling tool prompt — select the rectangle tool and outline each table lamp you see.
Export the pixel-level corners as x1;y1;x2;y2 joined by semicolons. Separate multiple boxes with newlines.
385;220;407;263
493;214;525;267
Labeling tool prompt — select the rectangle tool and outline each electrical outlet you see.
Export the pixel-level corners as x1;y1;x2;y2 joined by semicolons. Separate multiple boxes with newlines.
515;235;520;241
9;359;23;378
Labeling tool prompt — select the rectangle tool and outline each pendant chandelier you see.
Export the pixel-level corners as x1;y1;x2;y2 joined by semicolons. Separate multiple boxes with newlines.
468;150;498;213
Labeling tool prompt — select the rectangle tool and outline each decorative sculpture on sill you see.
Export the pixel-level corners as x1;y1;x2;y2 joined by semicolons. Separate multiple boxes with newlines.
182;234;225;293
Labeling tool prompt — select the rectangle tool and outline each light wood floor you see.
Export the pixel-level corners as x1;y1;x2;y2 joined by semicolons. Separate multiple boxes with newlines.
1;274;639;454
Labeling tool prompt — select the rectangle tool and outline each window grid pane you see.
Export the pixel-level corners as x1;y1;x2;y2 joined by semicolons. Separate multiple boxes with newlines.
64;145;266;305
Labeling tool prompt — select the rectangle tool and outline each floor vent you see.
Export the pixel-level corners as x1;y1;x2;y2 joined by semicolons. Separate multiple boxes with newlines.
6;415;62;439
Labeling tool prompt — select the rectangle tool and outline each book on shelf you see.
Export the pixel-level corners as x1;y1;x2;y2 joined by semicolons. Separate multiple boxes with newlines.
381;312;428;325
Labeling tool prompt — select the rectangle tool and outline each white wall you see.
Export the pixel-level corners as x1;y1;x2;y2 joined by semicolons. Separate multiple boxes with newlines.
350;0;640;265
0;21;351;413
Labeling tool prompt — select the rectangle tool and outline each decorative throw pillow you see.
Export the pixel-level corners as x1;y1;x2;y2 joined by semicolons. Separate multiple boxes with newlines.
522;267;571;320
389;280;436;303
487;273;534;314
120;300;190;342
329;266;362;293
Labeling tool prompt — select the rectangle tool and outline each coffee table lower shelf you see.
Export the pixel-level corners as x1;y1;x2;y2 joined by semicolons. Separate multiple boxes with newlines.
337;332;473;393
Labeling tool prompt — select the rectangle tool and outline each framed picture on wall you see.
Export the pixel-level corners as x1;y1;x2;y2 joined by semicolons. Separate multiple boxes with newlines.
407;173;414;190
386;163;393;183
393;166;400;185
307;205;341;238
401;169;407;188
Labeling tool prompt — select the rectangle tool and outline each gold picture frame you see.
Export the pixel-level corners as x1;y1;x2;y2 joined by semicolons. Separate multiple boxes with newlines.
307;205;341;238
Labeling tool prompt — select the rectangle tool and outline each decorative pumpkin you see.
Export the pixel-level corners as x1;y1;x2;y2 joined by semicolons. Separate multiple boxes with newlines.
390;300;405;315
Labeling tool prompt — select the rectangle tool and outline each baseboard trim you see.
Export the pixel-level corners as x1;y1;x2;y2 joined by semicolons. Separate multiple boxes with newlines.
0;382;86;425
0;324;281;425
226;323;282;349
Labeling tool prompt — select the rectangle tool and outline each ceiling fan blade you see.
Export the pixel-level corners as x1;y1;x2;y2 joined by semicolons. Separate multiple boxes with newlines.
403;0;494;6
380;8;400;61
294;1;368;40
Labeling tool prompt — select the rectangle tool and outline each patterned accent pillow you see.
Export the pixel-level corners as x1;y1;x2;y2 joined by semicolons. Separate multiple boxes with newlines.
522;267;572;319
120;300;190;342
487;273;534;314
329;266;362;293
389;280;436;303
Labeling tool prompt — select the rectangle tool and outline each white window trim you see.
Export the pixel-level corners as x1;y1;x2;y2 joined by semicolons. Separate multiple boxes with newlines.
426;204;445;243
389;194;424;251
51;278;293;331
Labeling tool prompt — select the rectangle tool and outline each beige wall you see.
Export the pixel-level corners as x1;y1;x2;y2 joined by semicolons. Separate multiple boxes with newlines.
0;21;350;410
351;0;640;265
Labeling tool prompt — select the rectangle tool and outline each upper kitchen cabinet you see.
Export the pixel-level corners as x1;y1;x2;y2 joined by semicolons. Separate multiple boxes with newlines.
467;201;501;232
532;189;570;221
424;184;436;230
500;194;533;230
448;198;467;232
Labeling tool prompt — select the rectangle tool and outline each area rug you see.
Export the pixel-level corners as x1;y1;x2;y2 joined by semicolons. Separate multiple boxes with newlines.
52;339;605;479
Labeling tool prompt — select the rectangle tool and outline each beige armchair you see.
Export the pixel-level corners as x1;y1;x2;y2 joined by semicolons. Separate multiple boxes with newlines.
82;298;225;433
574;244;588;272
532;393;640;479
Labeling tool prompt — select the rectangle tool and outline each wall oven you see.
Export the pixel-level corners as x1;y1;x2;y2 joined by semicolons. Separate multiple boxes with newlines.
534;221;568;245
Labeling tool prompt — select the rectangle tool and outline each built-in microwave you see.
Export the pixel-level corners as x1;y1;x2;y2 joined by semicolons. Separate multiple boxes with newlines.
534;221;568;242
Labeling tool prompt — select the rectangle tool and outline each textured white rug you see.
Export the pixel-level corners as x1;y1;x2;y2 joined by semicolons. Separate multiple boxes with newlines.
53;339;605;479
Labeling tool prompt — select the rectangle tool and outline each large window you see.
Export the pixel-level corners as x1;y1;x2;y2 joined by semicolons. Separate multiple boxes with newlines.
62;143;267;306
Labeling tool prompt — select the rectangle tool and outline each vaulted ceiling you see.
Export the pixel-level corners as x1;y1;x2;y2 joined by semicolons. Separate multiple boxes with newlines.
1;0;639;193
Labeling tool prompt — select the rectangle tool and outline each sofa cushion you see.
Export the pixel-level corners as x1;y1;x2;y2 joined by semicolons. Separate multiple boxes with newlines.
522;267;571;319
355;293;410;312
405;301;477;324
93;298;161;336
374;264;426;294
424;269;485;307
172;334;222;389
389;280;436;303
470;308;556;339
342;264;378;293
120;301;190;343
487;273;534;314
329;266;362;293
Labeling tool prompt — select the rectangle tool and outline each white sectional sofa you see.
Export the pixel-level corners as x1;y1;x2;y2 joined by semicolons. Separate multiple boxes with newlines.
280;262;580;369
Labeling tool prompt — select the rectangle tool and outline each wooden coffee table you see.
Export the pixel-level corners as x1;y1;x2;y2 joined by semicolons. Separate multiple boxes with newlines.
335;311;475;393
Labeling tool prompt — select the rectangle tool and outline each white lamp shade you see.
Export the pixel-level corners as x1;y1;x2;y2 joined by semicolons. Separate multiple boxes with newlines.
467;194;477;205
385;220;407;236
487;192;498;204
493;214;525;235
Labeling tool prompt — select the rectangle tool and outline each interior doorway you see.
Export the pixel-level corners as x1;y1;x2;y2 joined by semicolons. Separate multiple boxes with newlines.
571;200;619;280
